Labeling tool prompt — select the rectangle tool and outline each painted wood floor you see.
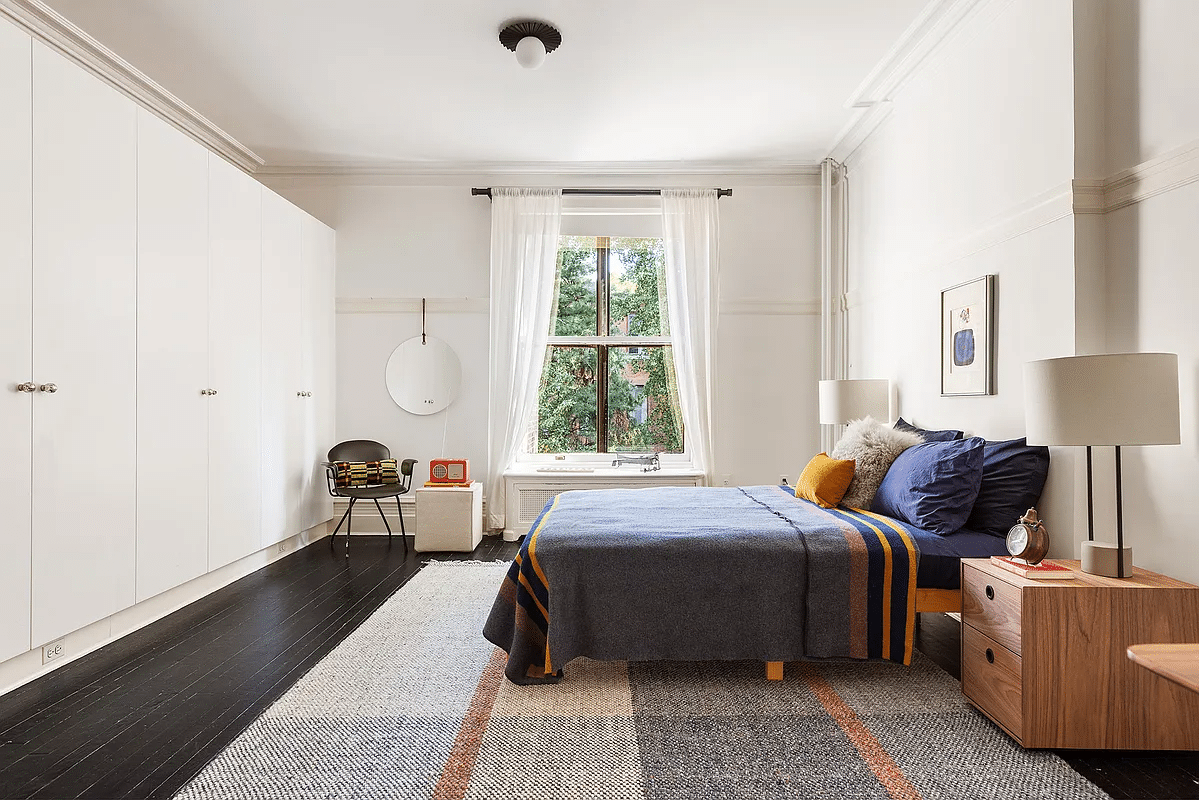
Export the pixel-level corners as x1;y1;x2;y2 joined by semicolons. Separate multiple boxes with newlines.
0;536;1196;799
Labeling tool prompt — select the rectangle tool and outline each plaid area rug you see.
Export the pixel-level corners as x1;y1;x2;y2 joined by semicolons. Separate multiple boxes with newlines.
176;561;1109;800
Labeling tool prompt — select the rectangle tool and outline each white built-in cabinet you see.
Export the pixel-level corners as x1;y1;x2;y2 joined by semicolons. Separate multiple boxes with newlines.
0;20;335;659
207;156;264;571
136;110;210;601
260;191;306;547
31;42;138;647
301;219;336;530
259;196;336;544
0;22;33;663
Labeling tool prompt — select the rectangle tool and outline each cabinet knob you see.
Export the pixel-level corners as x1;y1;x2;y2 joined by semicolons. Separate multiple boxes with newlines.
306;391;312;397
16;382;37;393
985;584;995;601
39;383;57;393
985;648;995;664
297;391;304;397
210;389;218;396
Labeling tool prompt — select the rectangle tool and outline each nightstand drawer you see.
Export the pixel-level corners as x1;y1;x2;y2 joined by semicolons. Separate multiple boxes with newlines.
962;625;1022;741
962;562;1022;655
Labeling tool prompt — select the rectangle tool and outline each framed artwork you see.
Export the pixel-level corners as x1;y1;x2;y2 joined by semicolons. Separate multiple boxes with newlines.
941;275;995;396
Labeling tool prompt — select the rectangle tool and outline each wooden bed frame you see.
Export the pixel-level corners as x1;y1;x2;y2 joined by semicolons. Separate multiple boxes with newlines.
764;588;961;680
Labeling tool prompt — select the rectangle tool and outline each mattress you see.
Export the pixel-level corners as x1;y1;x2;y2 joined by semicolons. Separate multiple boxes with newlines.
908;524;1008;589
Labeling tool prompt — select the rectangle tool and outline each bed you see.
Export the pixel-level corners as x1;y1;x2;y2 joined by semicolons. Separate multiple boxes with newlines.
482;484;1008;685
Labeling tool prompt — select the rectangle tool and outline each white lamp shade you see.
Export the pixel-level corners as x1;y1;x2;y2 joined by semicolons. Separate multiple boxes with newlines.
818;379;890;425
515;36;547;69
1024;353;1180;446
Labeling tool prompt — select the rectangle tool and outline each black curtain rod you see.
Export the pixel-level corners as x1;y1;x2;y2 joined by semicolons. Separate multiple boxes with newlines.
471;187;732;198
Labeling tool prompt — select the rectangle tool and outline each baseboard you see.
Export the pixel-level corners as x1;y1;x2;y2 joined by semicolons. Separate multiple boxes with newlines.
0;521;331;698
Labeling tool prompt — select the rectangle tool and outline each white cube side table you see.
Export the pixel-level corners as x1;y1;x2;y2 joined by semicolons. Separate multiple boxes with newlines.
414;482;483;552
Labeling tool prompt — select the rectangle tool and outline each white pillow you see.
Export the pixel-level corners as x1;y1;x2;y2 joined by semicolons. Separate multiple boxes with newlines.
830;416;924;510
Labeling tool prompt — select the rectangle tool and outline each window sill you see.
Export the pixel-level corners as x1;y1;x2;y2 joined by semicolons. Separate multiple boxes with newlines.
504;464;704;479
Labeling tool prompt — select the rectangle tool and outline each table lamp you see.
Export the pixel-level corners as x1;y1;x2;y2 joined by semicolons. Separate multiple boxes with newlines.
1024;353;1180;578
818;379;890;425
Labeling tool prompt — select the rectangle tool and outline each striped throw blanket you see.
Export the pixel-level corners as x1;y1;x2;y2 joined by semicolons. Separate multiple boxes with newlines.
483;485;919;685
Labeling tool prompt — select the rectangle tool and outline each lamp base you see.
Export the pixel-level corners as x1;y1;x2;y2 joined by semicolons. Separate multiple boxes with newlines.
1081;541;1134;578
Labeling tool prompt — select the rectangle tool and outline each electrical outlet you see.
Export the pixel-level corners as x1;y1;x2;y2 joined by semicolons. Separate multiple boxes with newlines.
719;473;732;487
42;638;65;664
277;541;288;554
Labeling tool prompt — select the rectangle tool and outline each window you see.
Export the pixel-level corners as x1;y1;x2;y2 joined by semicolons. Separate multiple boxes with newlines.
533;236;684;455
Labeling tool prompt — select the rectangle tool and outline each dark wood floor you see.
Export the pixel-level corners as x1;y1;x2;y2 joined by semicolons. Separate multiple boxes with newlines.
0;537;1197;799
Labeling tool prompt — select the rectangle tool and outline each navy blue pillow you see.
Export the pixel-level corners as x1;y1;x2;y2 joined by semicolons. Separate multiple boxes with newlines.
893;417;964;443
871;437;985;536
966;437;1051;537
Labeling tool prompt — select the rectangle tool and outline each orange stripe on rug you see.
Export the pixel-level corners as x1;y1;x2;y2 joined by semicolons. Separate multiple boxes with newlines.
801;664;923;800
431;647;507;800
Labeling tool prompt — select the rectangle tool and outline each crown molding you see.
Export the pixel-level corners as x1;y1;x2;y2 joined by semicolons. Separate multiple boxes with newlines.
829;0;1003;164
256;159;822;185
719;300;820;316
337;297;489;315
0;0;263;173
828;101;893;165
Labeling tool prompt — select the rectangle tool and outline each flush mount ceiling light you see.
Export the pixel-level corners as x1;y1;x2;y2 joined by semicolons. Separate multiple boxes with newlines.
499;20;561;69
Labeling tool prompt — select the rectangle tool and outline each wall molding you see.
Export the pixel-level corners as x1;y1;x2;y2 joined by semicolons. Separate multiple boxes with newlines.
341;297;821;317
828;0;999;163
719;300;820;316
337;297;489;315
256;160;822;184
931;182;1076;268
0;0;263;174
1100;140;1199;212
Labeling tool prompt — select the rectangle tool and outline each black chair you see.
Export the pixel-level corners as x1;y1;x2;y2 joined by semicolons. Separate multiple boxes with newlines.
322;440;416;556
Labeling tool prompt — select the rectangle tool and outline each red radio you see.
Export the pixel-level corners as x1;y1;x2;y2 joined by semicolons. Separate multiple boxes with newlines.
428;459;470;484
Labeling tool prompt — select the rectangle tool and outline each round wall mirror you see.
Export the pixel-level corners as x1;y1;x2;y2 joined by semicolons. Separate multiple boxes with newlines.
385;336;462;415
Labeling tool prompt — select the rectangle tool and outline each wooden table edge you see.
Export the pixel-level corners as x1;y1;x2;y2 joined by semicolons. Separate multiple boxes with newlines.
1127;643;1199;695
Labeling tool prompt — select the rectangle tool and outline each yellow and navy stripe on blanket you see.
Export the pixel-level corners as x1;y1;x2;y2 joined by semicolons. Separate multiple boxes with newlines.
818;503;918;665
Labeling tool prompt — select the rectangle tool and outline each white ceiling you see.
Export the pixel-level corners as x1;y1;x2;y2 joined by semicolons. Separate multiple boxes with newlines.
41;0;931;170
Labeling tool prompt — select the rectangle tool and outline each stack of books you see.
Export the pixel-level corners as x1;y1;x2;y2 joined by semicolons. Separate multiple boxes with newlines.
990;556;1076;579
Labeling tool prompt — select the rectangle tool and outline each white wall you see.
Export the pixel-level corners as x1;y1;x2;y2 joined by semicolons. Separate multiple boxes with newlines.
845;0;1199;581
263;176;822;512
1101;0;1199;583
845;0;1083;554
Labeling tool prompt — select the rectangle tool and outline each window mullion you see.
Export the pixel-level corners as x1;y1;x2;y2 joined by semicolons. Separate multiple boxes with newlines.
596;345;608;454
596;238;610;453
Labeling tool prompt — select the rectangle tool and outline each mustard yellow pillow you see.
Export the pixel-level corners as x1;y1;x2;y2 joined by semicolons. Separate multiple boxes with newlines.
796;453;856;508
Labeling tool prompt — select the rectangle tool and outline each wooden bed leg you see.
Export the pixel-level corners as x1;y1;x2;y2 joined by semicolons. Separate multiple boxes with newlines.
765;661;784;681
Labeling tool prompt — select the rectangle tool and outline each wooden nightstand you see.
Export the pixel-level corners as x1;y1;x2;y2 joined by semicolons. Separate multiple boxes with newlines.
960;557;1199;750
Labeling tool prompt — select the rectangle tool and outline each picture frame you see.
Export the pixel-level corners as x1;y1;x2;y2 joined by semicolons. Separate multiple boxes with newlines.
941;274;995;396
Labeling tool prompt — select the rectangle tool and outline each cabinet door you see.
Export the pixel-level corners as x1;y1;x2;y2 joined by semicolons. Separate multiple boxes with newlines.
300;215;335;530
260;189;304;547
136;109;209;601
31;43;138;645
0;22;33;661
207;155;262;569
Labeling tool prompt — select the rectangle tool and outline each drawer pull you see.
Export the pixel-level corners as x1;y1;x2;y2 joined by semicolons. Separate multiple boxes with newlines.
985;584;995;600
986;648;995;664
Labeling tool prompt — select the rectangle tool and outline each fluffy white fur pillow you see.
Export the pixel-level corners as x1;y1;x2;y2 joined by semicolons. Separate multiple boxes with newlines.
830;417;924;510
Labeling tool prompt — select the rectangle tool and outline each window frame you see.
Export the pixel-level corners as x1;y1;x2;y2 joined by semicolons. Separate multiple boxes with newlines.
518;234;689;465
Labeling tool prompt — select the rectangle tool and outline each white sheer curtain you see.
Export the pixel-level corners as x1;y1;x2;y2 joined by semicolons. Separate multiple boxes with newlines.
661;189;720;481
486;188;563;531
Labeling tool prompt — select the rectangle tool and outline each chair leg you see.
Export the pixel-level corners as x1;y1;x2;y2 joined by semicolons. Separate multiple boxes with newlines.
374;499;392;542
397;496;409;555
344;498;355;558
330;502;353;551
